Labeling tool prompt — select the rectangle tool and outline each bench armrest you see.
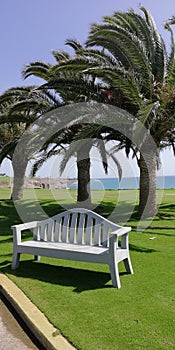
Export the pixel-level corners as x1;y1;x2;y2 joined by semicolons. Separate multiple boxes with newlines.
11;221;38;245
109;226;131;251
11;221;38;231
110;226;131;237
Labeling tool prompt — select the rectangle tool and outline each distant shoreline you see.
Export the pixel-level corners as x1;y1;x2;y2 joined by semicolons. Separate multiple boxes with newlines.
1;175;174;190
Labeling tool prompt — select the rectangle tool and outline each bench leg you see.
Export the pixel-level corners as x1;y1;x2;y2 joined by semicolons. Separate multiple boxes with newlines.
34;255;41;261
123;256;134;274
109;260;121;288
11;252;20;269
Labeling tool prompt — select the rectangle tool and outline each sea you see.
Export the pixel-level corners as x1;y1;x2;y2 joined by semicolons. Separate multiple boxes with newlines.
69;176;175;190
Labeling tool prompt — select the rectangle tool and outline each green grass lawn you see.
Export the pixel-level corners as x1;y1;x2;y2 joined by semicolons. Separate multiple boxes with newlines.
0;188;175;350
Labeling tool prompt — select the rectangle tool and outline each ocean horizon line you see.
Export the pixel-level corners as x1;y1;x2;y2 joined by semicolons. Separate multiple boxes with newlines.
69;175;175;190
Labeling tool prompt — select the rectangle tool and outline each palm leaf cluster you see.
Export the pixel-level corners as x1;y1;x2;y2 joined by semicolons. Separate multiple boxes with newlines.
0;5;175;214
0;86;60;165
85;7;175;146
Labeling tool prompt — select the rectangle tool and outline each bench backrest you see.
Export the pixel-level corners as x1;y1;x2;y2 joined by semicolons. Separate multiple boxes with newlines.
33;208;121;248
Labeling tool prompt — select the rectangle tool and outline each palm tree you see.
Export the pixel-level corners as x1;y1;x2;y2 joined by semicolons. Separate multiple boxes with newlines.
52;7;175;217
0;86;60;199
85;6;175;217
27;109;123;206
22;47;124;205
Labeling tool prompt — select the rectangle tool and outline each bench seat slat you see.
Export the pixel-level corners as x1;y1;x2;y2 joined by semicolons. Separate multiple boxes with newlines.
17;241;128;264
18;241;108;254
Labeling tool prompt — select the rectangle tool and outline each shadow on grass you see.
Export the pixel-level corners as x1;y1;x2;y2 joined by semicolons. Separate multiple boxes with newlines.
156;204;175;220
0;199;64;236
0;200;21;235
1;194;173;294
2;261;114;292
0;237;13;243
144;230;175;237
129;243;157;253
1;240;156;293
158;203;175;211
96;201;138;221
0;198;138;239
2;198;174;234
0;196;169;293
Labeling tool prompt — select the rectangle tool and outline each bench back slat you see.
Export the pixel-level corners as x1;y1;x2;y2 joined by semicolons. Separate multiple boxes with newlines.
85;215;93;245
34;209;121;247
70;213;78;243
62;214;70;243
47;221;54;241
54;219;62;242
77;213;85;244
94;219;101;246
102;222;109;247
40;223;46;241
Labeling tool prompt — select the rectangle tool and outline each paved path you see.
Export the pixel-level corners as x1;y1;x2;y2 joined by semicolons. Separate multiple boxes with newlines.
0;298;37;350
0;273;76;350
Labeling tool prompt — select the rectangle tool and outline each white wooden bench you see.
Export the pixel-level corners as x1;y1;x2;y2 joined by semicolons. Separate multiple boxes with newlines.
11;208;134;288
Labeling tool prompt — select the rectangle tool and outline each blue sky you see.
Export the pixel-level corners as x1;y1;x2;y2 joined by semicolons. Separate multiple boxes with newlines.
1;0;175;177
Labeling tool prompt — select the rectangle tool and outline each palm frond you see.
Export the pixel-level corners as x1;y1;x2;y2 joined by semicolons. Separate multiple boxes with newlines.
30;147;62;176
0;140;18;164
22;62;51;80
0;86;36;108
86;23;153;97
49;56;95;75
171;141;175;155
164;22;175;74
59;142;79;175
82;47;118;66
96;139;108;174
52;50;71;62
166;16;175;25
106;148;122;180
127;10;156;65
82;66;141;109
133;101;160;148
136;101;160;127
65;39;83;52
140;6;167;83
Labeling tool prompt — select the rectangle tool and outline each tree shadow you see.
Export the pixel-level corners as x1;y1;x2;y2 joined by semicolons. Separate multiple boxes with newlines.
0;199;64;236
0;200;21;235
0;259;12;268
144;230;175;237
95;201;138;223
0;237;13;243
159;203;175;210
0;198;138;239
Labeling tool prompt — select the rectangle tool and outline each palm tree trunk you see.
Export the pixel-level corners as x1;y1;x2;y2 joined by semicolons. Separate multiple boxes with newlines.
138;143;157;218
77;141;92;206
11;154;28;200
77;157;91;205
